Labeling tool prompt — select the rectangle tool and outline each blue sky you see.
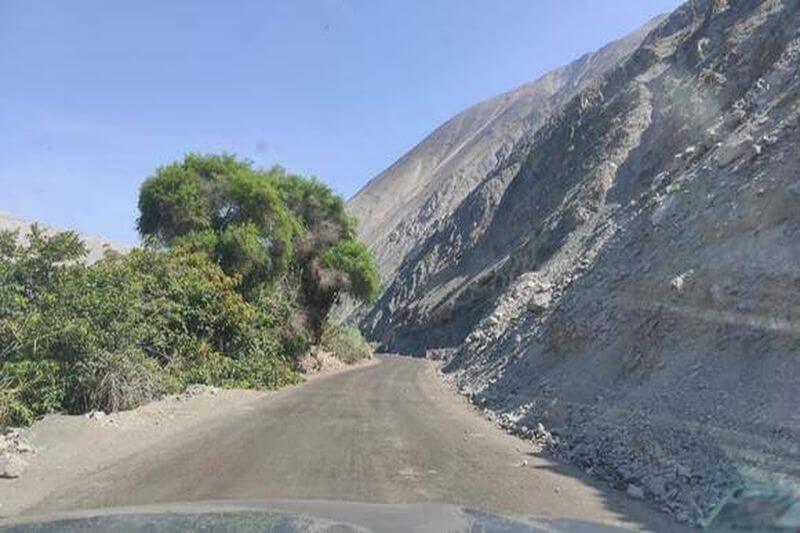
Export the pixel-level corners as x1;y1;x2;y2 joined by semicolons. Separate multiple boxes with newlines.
0;0;682;245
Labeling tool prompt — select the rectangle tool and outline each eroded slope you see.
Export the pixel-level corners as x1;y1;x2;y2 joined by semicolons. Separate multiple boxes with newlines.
358;0;800;524
348;19;661;286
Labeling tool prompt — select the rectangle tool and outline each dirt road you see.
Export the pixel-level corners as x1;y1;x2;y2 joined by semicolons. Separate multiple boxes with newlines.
12;356;682;530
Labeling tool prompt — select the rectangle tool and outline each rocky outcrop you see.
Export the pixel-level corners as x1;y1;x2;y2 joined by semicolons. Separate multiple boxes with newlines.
353;0;800;524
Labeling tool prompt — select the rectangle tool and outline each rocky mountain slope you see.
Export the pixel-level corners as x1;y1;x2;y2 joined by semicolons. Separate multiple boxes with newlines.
0;212;127;263
348;17;662;287
351;0;800;524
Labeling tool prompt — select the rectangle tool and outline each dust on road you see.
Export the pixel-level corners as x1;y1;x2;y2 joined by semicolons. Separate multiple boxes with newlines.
2;356;683;531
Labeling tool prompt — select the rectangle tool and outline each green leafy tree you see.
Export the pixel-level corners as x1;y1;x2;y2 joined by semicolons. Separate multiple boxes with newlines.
302;239;380;339
138;153;299;288
137;153;379;341
273;170;356;250
0;224;86;308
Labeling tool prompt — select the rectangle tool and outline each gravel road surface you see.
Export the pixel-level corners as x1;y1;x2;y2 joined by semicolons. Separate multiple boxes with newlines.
16;356;683;530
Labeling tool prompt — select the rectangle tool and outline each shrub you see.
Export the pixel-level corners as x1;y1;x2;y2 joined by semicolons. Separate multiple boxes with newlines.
0;227;300;428
63;349;177;414
320;324;373;364
0;360;64;427
175;349;299;390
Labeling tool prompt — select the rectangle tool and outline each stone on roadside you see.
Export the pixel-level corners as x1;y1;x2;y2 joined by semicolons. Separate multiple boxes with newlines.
86;410;106;420
4;428;21;441
0;453;27;479
670;270;694;293
646;476;668;499
182;384;220;398
627;483;645;499
15;441;35;454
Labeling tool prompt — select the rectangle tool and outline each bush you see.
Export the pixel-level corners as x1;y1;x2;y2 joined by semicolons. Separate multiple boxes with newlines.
0;360;64;427
320;324;373;364
320;239;380;303
175;350;299;390
63;349;177;414
249;280;311;359
0;227;301;428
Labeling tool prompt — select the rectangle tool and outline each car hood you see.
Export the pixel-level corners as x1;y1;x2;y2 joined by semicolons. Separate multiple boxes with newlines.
0;499;619;532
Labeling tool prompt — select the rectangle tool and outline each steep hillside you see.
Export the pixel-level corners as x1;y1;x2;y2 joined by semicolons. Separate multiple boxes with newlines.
355;0;800;524
348;18;662;285
0;212;127;262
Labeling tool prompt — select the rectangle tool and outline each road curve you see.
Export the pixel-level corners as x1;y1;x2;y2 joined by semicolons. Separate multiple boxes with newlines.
28;356;682;530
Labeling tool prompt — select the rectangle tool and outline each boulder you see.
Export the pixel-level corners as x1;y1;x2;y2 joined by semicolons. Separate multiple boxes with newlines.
650;195;676;227
627;483;645;499
15;441;35;454
646;475;668;499
710;283;729;307
0;453;27;479
676;464;692;479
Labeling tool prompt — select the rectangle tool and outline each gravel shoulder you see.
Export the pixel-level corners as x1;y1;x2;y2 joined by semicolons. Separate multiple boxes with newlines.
1;356;683;531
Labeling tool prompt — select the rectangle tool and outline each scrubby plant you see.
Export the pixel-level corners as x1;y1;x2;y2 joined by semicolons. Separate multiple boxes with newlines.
0;228;300;428
320;324;373;364
0;360;64;427
63;349;174;414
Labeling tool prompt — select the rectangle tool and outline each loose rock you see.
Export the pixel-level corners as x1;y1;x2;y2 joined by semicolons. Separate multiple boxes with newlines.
0;453;27;479
627;484;645;499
